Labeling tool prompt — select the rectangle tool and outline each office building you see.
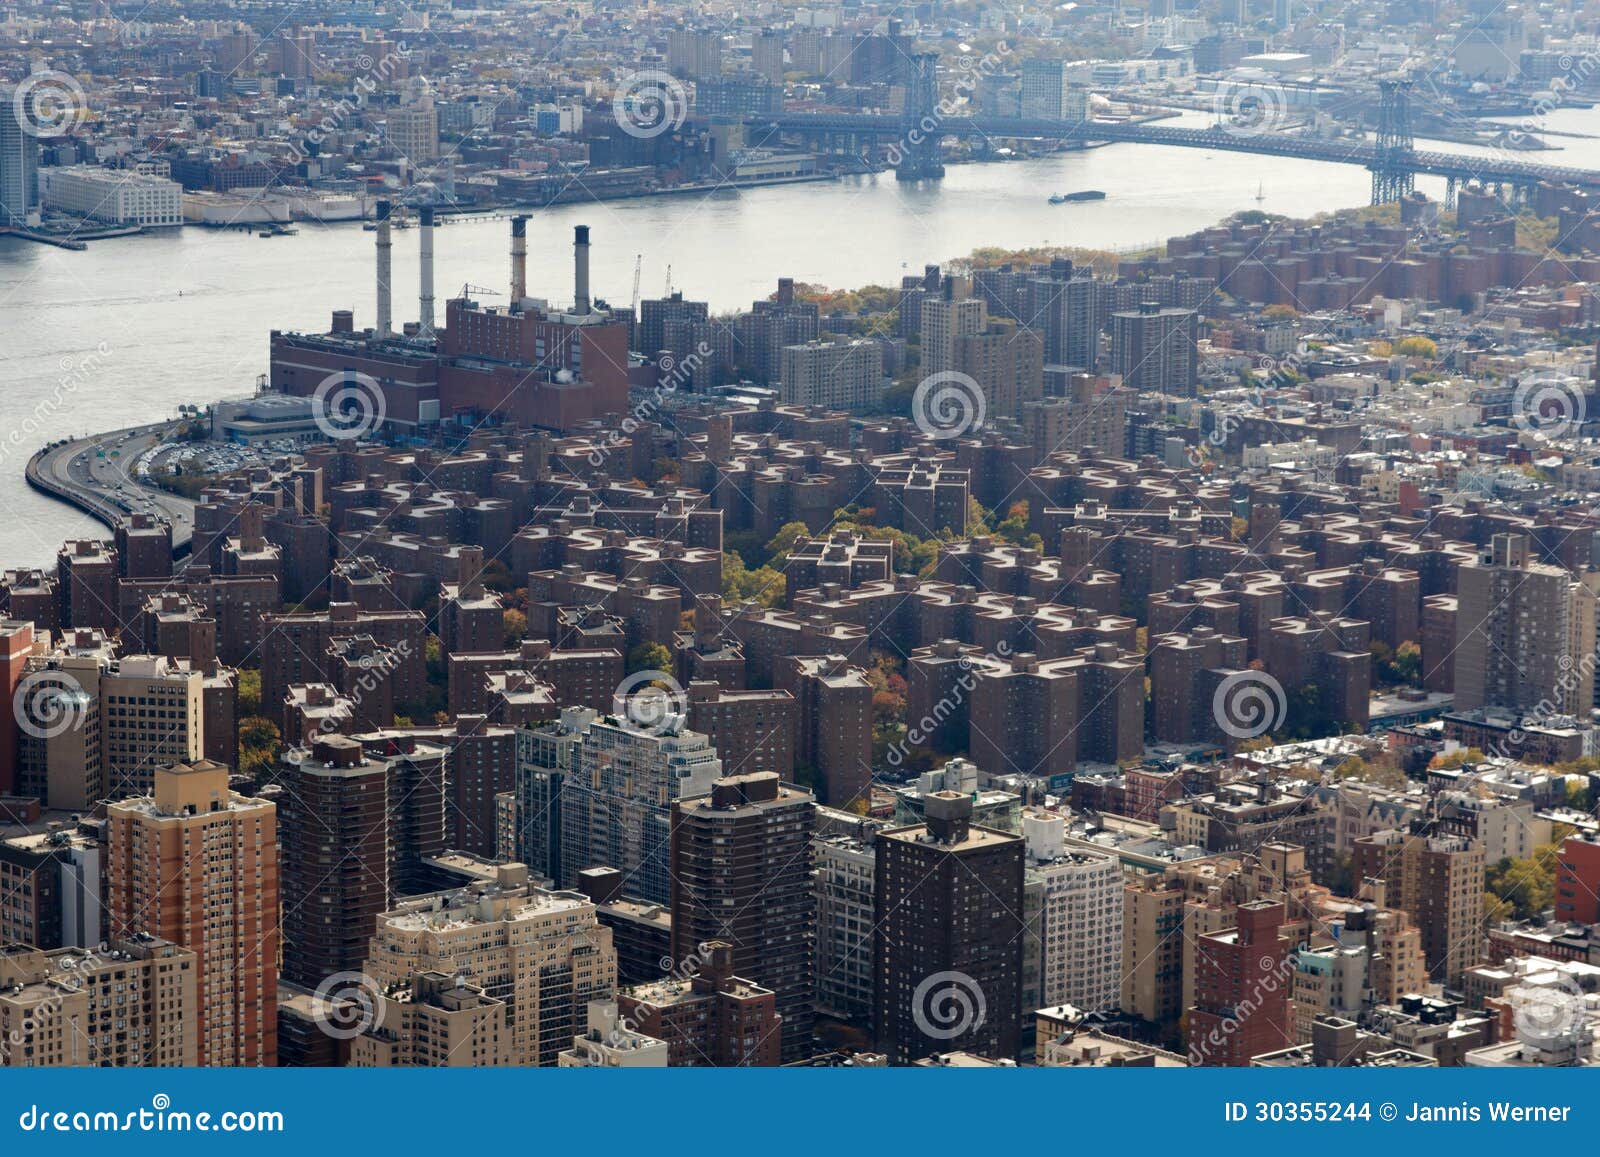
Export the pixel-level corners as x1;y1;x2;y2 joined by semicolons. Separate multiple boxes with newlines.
920;289;988;378
1024;262;1100;370
0;824;103;950
384;101;439;164
38;166;183;227
0;93;39;227
780;340;885;410
1352;828;1485;986
560;713;722;904
618;941;782;1065
278;737;391;988
558;999;669;1066
1020;59;1091;121
814;812;880;1023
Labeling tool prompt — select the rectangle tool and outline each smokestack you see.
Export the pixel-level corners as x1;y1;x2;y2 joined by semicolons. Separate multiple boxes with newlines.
375;199;393;339
573;224;590;315
418;205;436;339
510;215;527;306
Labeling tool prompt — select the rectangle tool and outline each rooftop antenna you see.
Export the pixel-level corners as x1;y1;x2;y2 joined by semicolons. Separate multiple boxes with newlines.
631;253;642;314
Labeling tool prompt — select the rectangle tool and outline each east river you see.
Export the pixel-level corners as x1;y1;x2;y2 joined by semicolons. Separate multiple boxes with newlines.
4;107;1599;565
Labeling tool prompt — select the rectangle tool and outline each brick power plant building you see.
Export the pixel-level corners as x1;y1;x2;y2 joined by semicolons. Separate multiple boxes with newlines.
269;208;629;434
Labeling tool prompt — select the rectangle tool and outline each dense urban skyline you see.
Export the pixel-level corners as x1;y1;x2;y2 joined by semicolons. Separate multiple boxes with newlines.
0;0;1599;1088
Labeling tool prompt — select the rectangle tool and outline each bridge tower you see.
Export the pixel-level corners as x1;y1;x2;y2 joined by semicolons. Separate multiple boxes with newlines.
1368;78;1415;206
896;52;946;181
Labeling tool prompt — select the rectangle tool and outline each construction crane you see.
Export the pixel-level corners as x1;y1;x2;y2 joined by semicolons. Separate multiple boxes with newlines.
459;283;502;301
630;254;642;314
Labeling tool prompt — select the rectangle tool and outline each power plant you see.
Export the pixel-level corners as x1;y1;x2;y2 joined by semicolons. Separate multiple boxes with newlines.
269;213;630;435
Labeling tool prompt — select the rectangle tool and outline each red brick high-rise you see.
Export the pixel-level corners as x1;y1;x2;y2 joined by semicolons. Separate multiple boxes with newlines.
1556;835;1600;926
1188;900;1290;1066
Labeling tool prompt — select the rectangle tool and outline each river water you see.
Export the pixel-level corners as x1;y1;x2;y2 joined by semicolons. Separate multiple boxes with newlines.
2;107;1597;566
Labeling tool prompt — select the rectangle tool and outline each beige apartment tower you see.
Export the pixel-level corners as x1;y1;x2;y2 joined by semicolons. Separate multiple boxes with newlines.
106;760;279;1067
363;864;617;1066
0;938;198;1067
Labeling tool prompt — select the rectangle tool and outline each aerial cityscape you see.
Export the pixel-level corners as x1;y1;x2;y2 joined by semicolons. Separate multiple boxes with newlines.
4;0;1600;1091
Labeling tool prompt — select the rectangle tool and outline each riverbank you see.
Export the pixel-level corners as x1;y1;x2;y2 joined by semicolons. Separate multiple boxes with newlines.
26;422;196;558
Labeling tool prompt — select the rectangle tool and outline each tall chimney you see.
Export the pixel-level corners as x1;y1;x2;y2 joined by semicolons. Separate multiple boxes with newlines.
573;224;590;315
510;215;527;306
418;204;436;339
374;199;393;339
